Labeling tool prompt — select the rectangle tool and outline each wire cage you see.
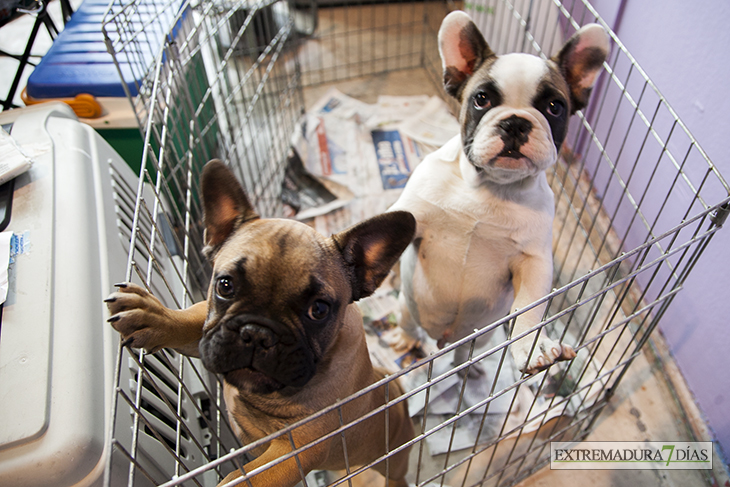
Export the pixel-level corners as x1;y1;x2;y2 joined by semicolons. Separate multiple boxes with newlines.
100;0;730;486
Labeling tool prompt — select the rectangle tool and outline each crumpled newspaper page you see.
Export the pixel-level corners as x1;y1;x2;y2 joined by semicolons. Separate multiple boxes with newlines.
290;88;459;225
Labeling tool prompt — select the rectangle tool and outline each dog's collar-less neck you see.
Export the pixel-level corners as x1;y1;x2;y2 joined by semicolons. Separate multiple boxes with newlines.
457;148;542;196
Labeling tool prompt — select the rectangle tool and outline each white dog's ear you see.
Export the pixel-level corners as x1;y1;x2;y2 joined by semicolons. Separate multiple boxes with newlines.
438;10;495;100
552;23;610;113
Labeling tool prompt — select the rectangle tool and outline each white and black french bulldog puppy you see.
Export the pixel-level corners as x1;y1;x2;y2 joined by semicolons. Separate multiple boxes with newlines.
388;10;609;374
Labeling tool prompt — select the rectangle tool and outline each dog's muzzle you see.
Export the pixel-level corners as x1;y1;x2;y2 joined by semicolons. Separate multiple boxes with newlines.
199;315;316;391
496;115;533;155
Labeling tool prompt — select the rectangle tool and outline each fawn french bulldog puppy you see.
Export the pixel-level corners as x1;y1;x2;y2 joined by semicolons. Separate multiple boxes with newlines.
107;160;416;486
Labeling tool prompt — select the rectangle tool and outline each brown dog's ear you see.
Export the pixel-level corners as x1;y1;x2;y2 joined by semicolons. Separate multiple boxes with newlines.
332;211;416;302
552;23;609;113
438;10;495;100
201;159;259;256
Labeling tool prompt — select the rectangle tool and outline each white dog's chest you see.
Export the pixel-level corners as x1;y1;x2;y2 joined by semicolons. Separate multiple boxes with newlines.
391;137;554;341
402;195;536;335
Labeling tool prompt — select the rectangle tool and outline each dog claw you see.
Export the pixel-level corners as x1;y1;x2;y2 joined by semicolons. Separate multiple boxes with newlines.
107;315;120;323
514;337;578;375
114;282;128;288
104;296;116;303
121;336;134;348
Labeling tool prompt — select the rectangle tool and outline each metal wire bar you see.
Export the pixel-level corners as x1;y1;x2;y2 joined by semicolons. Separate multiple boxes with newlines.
127;346;146;487
288;429;309;487
174;353;185;478
103;342;129;486
491;294;579;484
505;296;575;481
153;353;242;475
227;445;254;487
459;340;511;487
384;381;391;485
128;352;213;464
439;338;477;486
415;359;436;487
336;405;354;487
117;383;205;487
110;438;161;485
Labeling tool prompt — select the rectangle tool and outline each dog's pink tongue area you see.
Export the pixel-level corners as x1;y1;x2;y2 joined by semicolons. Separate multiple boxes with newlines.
492;156;530;171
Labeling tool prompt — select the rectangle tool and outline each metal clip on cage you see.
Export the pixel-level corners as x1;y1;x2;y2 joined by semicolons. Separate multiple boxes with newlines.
99;0;730;486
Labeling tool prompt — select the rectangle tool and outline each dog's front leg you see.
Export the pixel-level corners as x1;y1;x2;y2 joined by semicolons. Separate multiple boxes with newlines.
217;434;329;487
509;253;575;375
105;282;207;356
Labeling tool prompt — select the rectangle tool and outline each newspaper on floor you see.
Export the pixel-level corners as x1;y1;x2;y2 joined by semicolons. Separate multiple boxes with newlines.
289;88;459;225
280;149;353;220
367;94;431;130
398;95;462;148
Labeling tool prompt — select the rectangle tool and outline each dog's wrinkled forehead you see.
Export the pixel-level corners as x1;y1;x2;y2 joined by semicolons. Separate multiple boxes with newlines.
212;220;344;304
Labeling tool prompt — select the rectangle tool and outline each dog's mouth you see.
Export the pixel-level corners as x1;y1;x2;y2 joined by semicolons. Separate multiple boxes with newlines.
200;314;318;392
487;149;534;171
224;367;286;394
216;358;315;394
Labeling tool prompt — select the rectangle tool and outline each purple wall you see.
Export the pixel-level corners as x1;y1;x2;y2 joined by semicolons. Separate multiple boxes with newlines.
590;0;730;464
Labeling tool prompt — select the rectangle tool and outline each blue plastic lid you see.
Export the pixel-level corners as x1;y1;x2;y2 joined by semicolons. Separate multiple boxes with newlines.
27;0;184;99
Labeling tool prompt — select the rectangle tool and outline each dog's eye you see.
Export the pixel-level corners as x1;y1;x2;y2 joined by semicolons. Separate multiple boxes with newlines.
547;100;565;117
306;300;330;321
473;91;491;110
216;277;235;299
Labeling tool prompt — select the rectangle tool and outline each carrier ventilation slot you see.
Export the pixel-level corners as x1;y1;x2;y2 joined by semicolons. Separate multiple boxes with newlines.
129;352;192;460
109;162;167;270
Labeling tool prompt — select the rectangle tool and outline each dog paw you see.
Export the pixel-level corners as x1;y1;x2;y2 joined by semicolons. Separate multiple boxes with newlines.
511;336;576;375
105;282;174;353
382;327;419;353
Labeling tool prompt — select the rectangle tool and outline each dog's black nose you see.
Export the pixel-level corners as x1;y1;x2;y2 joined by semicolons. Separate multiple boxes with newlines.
497;115;532;146
238;323;279;349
